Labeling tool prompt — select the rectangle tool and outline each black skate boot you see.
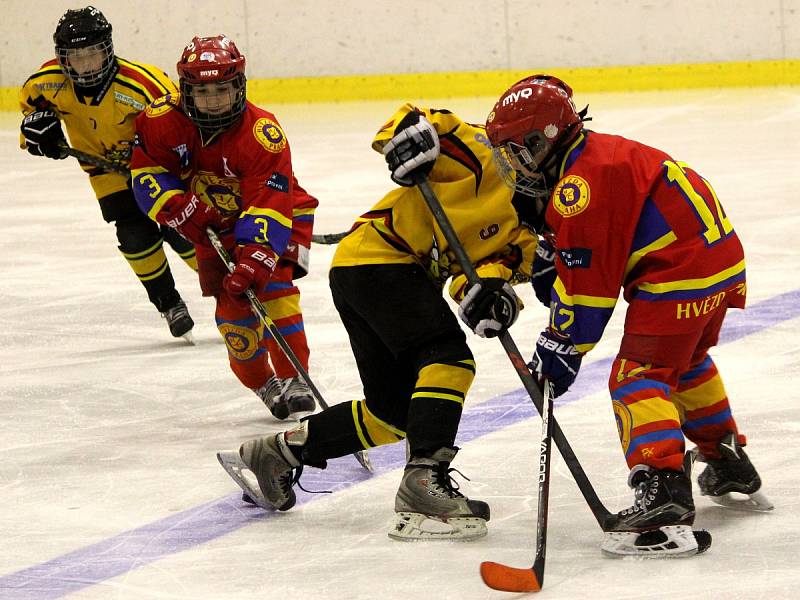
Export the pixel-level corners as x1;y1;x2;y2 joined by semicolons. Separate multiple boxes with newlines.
281;376;316;416
391;447;490;541
253;376;290;420
612;465;695;532
237;422;307;511
696;432;773;511
601;465;711;557
161;298;194;341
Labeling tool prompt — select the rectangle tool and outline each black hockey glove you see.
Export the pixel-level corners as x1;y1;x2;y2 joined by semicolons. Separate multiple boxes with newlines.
21;110;68;159
458;278;519;338
529;329;583;398
531;237;557;306
383;110;440;186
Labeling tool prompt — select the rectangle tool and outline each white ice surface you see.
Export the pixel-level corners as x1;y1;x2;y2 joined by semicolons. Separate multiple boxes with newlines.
1;88;799;599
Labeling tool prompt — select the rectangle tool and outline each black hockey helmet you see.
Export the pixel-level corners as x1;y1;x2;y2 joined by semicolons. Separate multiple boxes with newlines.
53;6;115;87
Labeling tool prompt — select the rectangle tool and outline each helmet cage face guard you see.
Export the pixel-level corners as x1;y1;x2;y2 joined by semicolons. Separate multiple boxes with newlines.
56;39;114;87
53;6;114;87
177;36;247;131
491;146;551;200
491;129;554;200
180;75;246;131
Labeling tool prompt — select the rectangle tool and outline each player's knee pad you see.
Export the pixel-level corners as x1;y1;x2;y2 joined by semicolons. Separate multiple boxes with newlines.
217;314;269;389
215;302;263;363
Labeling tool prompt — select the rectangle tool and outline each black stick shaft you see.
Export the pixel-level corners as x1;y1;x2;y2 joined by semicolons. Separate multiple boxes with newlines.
206;228;372;472
413;174;616;530
532;382;555;583
60;144;130;176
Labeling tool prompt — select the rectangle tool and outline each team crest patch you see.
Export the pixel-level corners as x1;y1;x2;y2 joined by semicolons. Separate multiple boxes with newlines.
192;173;241;216
218;323;261;361
145;94;176;118
553;175;590;217
253;118;287;153
612;400;633;455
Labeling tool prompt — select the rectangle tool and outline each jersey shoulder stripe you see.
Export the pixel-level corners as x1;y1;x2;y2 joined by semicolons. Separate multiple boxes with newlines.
117;57;175;97
23;62;64;85
114;76;155;103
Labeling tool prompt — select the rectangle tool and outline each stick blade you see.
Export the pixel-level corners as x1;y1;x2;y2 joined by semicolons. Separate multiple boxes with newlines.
479;561;541;593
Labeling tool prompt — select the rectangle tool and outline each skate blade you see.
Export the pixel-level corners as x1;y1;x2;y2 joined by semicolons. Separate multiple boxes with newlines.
181;331;195;345
708;490;774;512
354;449;373;472
601;525;712;558
388;512;487;541
216;451;269;510
289;409;315;421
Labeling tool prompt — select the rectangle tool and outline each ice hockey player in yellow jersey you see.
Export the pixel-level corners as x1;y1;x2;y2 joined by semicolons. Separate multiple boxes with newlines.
218;104;540;540
19;6;197;341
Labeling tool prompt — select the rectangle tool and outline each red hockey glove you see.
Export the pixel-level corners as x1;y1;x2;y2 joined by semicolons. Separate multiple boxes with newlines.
222;244;278;307
156;193;223;247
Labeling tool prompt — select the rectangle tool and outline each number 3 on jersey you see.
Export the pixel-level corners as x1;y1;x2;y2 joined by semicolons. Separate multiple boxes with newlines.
663;160;733;245
254;217;269;244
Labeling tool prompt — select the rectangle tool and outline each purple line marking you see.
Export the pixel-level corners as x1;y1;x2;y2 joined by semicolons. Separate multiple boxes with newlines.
3;288;799;598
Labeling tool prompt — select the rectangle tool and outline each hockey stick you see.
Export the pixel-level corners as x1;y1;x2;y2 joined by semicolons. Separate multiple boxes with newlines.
58;143;130;176
311;230;350;245
480;381;555;592
57;146;350;247
55;146;351;247
57;144;350;246
206;227;373;473
412;173;618;531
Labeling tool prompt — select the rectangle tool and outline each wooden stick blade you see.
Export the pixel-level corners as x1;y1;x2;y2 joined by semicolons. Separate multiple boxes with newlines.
479;561;542;593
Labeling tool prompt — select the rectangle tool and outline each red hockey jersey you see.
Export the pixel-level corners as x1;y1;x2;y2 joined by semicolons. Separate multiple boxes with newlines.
130;94;317;262
546;131;746;352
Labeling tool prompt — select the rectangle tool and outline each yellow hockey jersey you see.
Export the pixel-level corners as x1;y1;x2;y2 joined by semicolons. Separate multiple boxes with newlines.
19;57;176;200
332;104;538;299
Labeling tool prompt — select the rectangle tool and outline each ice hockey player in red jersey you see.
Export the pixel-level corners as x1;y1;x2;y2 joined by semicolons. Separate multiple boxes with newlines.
131;35;318;419
486;74;772;556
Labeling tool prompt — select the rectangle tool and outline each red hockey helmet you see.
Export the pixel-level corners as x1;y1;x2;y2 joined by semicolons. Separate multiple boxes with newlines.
177;35;246;131
486;75;585;198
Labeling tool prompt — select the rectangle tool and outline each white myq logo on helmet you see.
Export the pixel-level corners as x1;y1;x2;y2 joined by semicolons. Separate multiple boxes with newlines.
501;87;533;106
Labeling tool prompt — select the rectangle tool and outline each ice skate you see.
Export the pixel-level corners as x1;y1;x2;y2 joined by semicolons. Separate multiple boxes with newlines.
611;465;695;532
601;525;712;558
161;299;194;344
218;422;307;511
253;376;290;420
281;375;316;417
602;465;710;557
390;447;490;541
696;432;773;512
